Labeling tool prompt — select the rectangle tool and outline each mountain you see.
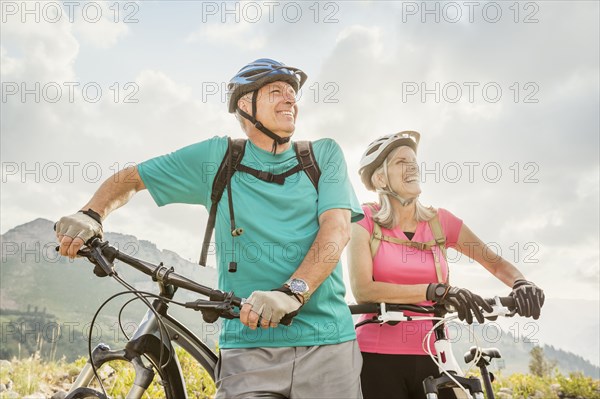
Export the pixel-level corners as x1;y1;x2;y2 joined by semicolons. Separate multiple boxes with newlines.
1;218;598;379
0;218;218;361
447;324;599;378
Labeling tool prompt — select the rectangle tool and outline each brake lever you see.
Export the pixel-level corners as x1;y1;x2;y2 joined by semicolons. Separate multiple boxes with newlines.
55;239;114;277
483;296;516;319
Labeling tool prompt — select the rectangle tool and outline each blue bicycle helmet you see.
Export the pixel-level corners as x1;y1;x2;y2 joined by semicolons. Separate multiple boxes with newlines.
227;59;308;153
227;58;307;113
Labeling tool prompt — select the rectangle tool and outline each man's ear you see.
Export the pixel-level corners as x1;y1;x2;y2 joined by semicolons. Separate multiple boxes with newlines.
237;98;248;113
238;93;253;114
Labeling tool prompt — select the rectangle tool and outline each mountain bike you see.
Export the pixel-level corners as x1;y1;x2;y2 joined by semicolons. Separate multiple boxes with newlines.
60;238;244;399
349;296;517;399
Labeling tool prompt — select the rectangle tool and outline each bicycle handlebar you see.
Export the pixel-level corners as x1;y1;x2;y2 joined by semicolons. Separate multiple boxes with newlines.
349;303;436;315
60;238;244;316
349;296;516;317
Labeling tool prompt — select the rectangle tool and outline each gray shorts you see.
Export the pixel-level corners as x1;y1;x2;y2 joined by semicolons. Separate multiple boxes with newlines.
215;340;363;399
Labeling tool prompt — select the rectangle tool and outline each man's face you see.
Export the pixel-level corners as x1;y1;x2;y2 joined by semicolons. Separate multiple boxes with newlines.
250;81;299;136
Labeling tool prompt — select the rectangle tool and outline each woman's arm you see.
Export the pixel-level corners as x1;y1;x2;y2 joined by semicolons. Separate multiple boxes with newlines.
454;223;525;287
348;223;428;304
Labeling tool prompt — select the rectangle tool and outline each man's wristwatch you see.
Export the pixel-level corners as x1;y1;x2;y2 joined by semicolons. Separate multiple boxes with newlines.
285;278;311;304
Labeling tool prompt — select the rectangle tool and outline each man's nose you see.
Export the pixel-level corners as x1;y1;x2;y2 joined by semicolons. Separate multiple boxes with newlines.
284;88;297;104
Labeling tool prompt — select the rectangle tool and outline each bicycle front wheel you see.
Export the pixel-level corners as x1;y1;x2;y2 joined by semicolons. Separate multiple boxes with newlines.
66;348;181;399
65;387;108;399
67;342;215;398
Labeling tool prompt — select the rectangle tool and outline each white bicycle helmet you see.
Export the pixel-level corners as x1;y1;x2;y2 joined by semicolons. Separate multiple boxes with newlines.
359;131;421;191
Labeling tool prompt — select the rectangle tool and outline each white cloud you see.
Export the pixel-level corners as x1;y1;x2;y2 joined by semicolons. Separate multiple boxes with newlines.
2;1;598;305
1;16;78;82
335;25;383;58
1;1;599;366
187;22;266;50
72;2;130;49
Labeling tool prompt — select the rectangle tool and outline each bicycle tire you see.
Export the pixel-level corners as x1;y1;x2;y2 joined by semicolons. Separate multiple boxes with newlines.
141;334;187;399
65;387;108;399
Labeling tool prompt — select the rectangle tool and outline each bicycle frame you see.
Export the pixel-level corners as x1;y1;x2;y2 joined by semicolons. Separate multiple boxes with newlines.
63;239;242;399
350;297;515;399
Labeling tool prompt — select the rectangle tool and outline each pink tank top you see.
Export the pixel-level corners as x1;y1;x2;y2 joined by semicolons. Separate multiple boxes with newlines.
355;205;463;355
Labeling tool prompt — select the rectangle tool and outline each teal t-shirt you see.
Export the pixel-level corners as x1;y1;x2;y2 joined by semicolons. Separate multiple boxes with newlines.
138;136;363;348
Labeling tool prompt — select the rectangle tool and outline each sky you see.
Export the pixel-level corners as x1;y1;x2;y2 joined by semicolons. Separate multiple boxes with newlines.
1;1;599;364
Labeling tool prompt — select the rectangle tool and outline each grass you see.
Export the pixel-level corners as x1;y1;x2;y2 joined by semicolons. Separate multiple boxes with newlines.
0;348;216;398
0;354;598;398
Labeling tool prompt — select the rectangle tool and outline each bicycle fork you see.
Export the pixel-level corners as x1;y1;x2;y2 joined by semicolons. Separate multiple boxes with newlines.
422;339;485;399
71;343;156;398
69;305;175;399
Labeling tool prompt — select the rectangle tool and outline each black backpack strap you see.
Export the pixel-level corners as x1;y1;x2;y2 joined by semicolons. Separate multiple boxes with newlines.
232;141;321;187
199;137;246;266
293;141;321;191
236;163;299;185
210;138;246;204
198;139;320;266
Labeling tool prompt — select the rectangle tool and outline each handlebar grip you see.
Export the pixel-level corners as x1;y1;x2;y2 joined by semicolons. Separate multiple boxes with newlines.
485;296;516;310
53;245;91;257
349;304;381;315
279;309;301;326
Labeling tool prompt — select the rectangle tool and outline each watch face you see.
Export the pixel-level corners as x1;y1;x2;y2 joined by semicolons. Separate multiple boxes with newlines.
289;278;308;294
435;286;446;297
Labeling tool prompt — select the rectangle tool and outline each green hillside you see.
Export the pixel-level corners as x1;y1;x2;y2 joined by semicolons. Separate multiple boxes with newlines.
1;218;598;380
1;218;218;362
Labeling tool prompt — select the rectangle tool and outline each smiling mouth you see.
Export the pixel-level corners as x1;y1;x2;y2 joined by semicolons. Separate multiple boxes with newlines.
277;110;294;118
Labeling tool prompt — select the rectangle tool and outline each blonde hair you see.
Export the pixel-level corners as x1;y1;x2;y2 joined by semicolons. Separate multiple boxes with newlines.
369;149;436;229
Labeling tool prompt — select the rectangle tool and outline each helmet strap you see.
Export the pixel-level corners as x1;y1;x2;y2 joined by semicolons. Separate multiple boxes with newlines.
237;90;290;154
377;161;417;206
377;189;416;207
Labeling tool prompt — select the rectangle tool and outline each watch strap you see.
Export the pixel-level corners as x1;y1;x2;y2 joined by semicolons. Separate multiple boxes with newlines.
284;278;311;303
272;286;305;305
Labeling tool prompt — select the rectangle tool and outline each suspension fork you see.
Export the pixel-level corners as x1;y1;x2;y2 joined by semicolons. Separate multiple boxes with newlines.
70;344;155;398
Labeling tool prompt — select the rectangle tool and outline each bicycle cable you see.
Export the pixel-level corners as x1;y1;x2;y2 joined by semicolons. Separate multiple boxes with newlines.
115;293;176;374
113;288;207;372
423;315;474;398
93;276;222;390
86;288;174;396
463;324;484;377
112;274;174;371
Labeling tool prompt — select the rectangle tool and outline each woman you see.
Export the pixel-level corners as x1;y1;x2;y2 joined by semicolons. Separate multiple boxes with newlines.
348;131;545;399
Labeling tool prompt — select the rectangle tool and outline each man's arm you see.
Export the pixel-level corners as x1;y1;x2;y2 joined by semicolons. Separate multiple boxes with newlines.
56;166;146;258
288;208;351;293
239;208;351;329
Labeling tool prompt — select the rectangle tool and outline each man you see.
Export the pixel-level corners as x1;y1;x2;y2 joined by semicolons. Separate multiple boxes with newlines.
55;59;364;398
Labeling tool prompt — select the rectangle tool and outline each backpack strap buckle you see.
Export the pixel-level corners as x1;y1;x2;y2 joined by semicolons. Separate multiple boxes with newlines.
257;170;274;182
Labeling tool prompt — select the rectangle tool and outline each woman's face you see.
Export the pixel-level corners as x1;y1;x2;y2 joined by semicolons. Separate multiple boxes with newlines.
384;146;421;198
